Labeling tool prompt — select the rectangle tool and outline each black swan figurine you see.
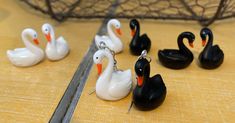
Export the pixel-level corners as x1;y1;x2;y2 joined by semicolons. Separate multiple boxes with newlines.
129;19;151;55
158;32;195;69
199;28;224;69
133;50;166;111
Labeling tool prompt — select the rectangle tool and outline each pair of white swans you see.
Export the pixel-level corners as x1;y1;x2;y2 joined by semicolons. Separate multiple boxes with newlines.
7;23;69;67
93;19;132;100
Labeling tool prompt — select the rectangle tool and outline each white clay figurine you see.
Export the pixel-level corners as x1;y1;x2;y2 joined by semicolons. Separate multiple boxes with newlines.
93;44;132;100
7;28;44;67
42;23;69;61
95;19;123;54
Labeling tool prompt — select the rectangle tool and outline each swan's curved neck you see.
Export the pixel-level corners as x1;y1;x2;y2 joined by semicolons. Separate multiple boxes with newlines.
107;21;121;45
177;35;192;56
98;51;114;83
138;63;150;89
22;31;42;56
133;22;140;40
48;25;56;46
204;30;213;49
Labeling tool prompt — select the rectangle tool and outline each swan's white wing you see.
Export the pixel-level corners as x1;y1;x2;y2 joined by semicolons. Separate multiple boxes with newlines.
7;49;37;66
108;69;132;98
56;36;68;45
14;48;27;52
95;35;111;48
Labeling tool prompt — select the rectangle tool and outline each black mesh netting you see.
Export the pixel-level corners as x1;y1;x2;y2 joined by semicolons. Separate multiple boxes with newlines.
21;0;235;26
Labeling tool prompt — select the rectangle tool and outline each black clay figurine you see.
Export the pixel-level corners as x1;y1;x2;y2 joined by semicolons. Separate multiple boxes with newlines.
199;28;224;69
129;19;151;55
133;50;166;111
158;32;195;69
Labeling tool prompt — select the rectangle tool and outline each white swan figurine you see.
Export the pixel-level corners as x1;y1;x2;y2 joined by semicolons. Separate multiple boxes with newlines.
7;28;44;67
95;19;123;54
41;23;69;61
93;48;132;100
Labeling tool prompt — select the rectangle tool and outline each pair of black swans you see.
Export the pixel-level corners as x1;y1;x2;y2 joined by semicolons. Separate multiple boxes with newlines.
130;19;224;111
130;19;224;69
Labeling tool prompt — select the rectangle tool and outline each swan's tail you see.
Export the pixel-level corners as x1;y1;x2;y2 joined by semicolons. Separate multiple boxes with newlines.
95;35;103;49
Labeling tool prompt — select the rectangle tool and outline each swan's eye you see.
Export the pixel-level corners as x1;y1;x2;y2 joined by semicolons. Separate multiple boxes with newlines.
96;57;98;59
45;29;48;32
139;69;142;72
34;34;37;37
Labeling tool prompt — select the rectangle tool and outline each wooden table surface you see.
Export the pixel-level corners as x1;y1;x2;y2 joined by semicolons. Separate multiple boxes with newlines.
0;0;101;122
71;19;235;123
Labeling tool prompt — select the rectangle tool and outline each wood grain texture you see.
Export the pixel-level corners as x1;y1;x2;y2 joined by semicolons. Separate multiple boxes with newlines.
72;19;235;123
0;0;101;122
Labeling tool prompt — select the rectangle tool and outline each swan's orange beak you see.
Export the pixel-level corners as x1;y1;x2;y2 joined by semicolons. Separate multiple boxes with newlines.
96;63;102;76
45;33;51;42
202;40;206;47
189;43;194;48
116;28;122;35
131;29;135;37
137;76;143;86
33;38;39;45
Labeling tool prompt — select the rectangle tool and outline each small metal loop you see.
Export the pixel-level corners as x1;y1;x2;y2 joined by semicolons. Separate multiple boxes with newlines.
137;50;151;63
98;41;106;49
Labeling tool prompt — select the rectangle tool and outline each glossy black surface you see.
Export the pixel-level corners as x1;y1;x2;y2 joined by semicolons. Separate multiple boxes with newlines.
133;58;166;111
199;28;224;69
129;19;151;55
158;32;195;69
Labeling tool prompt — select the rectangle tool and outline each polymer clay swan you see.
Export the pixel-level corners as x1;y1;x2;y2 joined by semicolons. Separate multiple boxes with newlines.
42;23;69;61
95;19;123;54
93;43;132;100
7;28;44;67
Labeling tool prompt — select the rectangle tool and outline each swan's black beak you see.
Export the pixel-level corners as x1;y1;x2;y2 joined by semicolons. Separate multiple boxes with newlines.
137;76;143;86
202;40;206;47
33;38;39;45
131;29;135;37
96;63;102;76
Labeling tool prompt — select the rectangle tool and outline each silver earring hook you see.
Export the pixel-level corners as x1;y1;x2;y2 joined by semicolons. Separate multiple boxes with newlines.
137;50;151;63
98;41;122;72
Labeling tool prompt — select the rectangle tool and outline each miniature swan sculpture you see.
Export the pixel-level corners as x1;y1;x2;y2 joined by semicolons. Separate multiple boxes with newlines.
158;32;195;69
199;28;224;69
129;19;151;55
93;48;132;101
133;50;167;110
42;23;69;61
95;19;123;54
7;28;44;67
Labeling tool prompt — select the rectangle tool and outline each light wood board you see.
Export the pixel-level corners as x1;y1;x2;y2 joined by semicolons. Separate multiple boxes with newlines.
0;0;101;122
71;19;235;123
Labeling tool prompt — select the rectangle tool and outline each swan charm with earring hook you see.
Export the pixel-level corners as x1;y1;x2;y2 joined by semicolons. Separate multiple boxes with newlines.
7;28;44;67
95;19;123;54
41;23;70;61
93;42;132;101
131;50;167;111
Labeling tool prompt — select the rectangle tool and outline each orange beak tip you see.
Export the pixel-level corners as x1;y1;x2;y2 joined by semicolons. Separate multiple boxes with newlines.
96;64;102;76
45;33;51;42
116;28;122;35
137;76;143;86
131;30;135;37
189;43;194;48
33;39;39;45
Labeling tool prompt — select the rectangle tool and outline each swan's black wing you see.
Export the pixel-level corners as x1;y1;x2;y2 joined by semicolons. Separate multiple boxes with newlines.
158;49;188;61
150;74;166;90
140;33;151;51
212;45;224;61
